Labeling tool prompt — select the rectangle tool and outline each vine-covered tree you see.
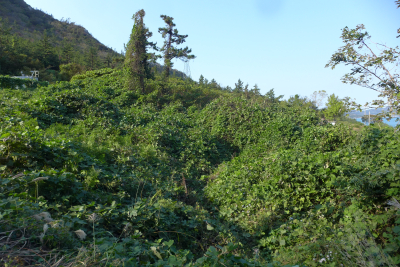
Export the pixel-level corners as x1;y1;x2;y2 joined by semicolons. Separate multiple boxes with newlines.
158;15;195;79
125;9;155;93
59;62;84;80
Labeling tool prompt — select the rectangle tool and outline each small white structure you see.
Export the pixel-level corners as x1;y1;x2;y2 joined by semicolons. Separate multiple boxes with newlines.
12;70;39;81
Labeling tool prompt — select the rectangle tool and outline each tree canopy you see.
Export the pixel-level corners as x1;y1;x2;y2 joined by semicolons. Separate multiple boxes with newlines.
326;24;400;116
158;15;195;79
124;9;156;93
323;93;348;120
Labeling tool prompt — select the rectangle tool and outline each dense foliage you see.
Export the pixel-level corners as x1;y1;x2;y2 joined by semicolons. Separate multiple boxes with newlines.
0;69;399;266
0;0;121;80
0;75;48;89
326;23;400;116
1;1;400;266
158;15;195;79
125;9;155;93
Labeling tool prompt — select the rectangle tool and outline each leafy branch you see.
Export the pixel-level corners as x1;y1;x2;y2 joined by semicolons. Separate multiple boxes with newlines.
326;24;400;116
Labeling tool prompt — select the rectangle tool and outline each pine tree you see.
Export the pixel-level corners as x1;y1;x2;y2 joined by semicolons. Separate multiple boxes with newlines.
125;9;155;93
87;46;98;70
244;83;249;98
158;15;195;79
39;30;54;69
0;18;12;74
234;79;244;93
61;38;74;64
210;78;219;89
104;52;112;68
0;18;11;52
250;84;261;96
199;74;205;85
265;89;283;104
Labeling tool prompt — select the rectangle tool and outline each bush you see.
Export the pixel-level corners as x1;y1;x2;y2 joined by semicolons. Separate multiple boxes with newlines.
0;75;48;89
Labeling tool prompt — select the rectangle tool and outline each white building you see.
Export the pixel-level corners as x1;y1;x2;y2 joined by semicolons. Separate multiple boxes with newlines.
12;70;39;81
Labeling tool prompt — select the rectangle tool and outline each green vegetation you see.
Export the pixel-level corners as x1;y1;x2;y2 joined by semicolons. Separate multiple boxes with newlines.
335;117;365;131
158;15;195;79
323;94;349;121
1;67;399;266
124;9;155;93
0;0;121;82
326;23;400;116
0;75;48;89
1;2;400;267
0;0;191;83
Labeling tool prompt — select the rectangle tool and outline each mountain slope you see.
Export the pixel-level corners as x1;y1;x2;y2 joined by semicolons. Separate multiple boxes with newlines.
0;0;121;79
0;0;189;81
0;0;116;54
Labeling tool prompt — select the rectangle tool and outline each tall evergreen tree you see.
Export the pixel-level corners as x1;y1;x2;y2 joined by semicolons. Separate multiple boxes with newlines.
158;15;195;79
233;79;244;93
0;18;12;74
265;89;283;104
250;84;261;96
199;74;205;85
0;18;11;51
125;9;155;93
244;83;249;98
86;46;98;70
104;52;112;68
39;30;56;69
61;38;74;64
210;78;219;89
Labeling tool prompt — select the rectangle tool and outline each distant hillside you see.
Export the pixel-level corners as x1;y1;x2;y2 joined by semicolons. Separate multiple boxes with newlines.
0;0;123;81
0;0;118;56
347;107;399;118
0;0;188;81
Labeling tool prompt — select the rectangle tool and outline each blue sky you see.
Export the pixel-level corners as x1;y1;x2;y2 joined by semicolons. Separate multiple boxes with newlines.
24;0;399;106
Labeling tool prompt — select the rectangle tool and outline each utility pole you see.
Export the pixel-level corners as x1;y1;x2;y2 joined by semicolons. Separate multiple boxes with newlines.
369;110;370;125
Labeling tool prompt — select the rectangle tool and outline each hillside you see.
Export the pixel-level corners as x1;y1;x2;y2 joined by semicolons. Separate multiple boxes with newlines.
0;0;118;56
0;68;399;266
347;107;399;118
0;0;189;82
1;2;400;266
0;0;122;80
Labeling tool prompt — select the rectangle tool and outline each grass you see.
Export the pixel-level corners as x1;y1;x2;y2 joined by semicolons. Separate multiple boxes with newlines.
336;117;365;131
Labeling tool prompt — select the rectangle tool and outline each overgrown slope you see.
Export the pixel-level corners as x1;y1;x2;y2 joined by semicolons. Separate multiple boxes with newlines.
1;70;399;266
